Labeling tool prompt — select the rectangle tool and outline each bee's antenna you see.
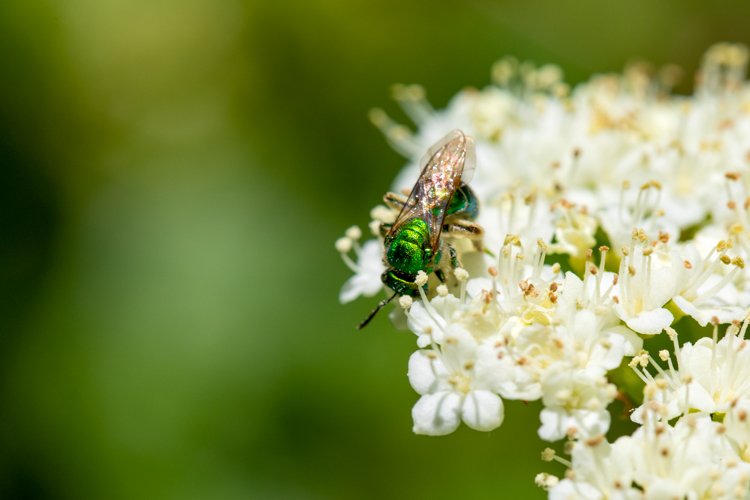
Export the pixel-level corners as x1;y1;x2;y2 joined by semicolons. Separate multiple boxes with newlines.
357;292;399;330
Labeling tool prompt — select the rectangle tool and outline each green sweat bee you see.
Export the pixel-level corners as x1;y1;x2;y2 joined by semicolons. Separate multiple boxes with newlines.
358;129;483;329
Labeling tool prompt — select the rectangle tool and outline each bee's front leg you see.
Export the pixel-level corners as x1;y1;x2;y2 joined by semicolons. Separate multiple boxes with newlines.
383;192;407;212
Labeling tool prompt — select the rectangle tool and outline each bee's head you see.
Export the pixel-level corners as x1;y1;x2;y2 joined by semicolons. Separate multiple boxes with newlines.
381;269;424;297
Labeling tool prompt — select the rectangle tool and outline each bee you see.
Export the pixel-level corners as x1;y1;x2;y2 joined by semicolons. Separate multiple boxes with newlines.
358;129;483;329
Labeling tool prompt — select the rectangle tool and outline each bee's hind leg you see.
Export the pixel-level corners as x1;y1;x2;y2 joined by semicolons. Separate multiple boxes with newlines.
443;220;485;252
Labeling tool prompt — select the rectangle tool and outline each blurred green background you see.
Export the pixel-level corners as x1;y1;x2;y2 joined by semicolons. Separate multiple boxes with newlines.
3;0;750;498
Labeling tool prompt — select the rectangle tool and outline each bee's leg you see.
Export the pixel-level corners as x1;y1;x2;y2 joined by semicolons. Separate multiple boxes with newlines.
443;220;485;251
379;222;393;238
383;192;407;212
434;269;446;282
448;244;460;270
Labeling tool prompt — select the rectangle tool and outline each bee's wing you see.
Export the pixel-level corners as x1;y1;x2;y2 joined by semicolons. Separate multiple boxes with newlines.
387;130;474;262
417;129;475;183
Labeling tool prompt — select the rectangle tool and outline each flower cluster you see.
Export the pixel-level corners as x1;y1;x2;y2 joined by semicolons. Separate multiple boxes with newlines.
337;43;750;498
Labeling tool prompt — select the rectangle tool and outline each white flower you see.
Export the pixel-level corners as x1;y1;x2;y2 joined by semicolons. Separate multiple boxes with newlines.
547;438;640;500
547;409;750;500
548;201;598;261
338;238;385;303
612;233;677;335
408;325;505;435
538;364;615;441
681;320;750;413
671;239;747;326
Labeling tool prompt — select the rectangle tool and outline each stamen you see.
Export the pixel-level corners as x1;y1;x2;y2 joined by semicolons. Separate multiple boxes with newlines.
454;268;469;303
336;237;360;272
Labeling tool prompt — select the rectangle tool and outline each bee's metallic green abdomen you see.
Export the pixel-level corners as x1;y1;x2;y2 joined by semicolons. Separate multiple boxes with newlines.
381;217;440;296
385;218;431;275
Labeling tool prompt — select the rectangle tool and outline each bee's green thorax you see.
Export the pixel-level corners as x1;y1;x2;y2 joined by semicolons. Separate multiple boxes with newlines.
447;184;479;220
385;218;432;275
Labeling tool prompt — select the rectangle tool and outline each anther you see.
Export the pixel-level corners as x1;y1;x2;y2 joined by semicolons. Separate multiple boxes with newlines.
726;172;741;181
684;260;692;269
415;271;429;286
399;296;413;309
488;267;499;277
436;285;449;297
345;225;362;240
454;268;469;281
335;237;353;253
541;448;555;461
584;435;604;446
659;350;669;361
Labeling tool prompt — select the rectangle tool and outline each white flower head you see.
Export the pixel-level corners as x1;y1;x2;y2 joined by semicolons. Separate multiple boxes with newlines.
408;324;505;435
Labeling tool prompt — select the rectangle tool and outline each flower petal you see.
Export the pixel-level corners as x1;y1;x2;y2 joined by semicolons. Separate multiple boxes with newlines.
461;390;504;432
412;392;463;436
622;307;674;335
407;350;448;395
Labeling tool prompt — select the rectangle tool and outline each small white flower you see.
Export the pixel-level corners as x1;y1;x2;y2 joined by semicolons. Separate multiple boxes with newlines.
408;325;505;435
671;240;747;326
612;235;677;335
538;364;614;441
338;239;385;303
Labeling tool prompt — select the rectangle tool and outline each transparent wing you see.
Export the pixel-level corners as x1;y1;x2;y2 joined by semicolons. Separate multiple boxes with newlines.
387;130;475;261
417;130;475;183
